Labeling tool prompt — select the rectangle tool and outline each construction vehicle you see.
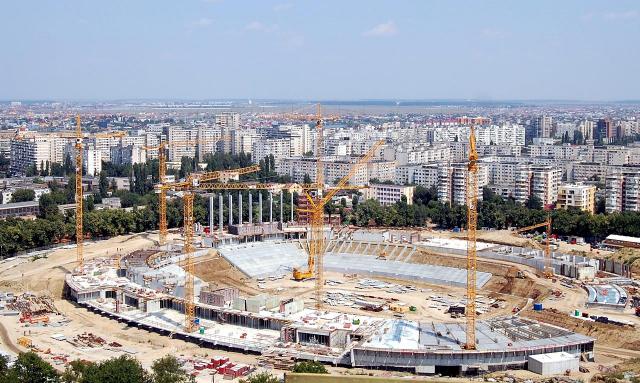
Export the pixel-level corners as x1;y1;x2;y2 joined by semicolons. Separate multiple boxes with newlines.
515;216;554;278
464;125;479;350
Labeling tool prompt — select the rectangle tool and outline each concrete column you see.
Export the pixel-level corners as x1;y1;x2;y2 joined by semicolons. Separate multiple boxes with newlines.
290;192;294;222
248;193;253;224
238;193;242;225
209;195;214;235
258;193;263;223
228;194;233;226
269;192;273;223
218;193;223;235
280;191;284;223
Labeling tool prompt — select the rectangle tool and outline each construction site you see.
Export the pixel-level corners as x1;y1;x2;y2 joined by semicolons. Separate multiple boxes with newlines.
1;115;638;381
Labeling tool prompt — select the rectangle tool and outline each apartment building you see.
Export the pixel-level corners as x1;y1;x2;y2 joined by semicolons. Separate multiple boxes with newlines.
111;144;146;165
383;144;451;165
367;160;396;183
364;184;415;206
252;138;291;165
437;163;487;206
605;167;640;213
9;137;58;175
83;147;102;176
231;128;259;155
533;116;553;138
556;183;596;213
394;164;439;188
514;164;561;206
276;157;318;183
167;127;198;162
215;112;239;153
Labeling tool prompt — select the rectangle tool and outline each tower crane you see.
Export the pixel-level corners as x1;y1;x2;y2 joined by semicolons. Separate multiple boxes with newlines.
515;216;554;277
465;125;479;350
294;140;384;311
73;116;128;269
142;136;232;246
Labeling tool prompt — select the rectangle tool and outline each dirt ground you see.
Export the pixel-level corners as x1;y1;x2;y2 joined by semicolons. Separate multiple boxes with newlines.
0;228;636;381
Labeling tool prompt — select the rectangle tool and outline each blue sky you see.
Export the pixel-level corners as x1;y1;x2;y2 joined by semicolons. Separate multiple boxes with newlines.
1;0;639;101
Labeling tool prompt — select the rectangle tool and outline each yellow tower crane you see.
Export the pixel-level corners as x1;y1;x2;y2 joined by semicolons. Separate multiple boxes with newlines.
157;167;263;331
294;140;384;311
143;136;232;246
515;216;554;278
465;125;479;350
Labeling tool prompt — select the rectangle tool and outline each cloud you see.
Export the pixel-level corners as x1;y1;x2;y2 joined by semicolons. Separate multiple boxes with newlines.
581;10;638;22
191;17;213;27
603;10;638;20
274;3;293;12
363;21;397;37
245;21;279;33
480;27;506;39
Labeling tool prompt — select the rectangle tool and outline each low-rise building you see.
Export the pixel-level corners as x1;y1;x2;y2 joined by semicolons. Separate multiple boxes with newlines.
364;184;415;206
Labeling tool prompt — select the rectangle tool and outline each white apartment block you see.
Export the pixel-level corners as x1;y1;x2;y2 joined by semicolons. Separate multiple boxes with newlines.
428;124;525;146
10;137;57;175
111;145;146;165
383;144;450;165
366;160;396;183
514;165;561;206
437;163;487;206
364;184;415;206
167;127;198;162
394;164;439;188
605;168;640;213
83;147;102;176
92;137;121;162
279;124;312;157
252;138;291;165
276;157;318;183
215;112;240;153
231;129;258;155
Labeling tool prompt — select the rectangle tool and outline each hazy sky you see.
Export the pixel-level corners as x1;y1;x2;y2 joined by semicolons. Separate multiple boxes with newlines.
1;0;639;101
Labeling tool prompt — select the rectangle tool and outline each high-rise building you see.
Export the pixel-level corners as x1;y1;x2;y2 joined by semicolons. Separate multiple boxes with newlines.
596;118;615;142
533;116;553;138
215;112;240;153
437;163;487;206
514;164;561;206
83;147;102;176
9;137;56;175
556;183;596;213
605;168;640;213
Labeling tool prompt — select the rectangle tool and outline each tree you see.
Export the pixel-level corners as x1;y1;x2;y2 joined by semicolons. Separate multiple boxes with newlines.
63;153;74;176
303;174;312;184
150;355;192;383
99;171;109;197
291;361;328;374
239;372;279;383
81;355;148;383
8;352;60;383
525;195;543;210
38;193;60;220
10;189;36;203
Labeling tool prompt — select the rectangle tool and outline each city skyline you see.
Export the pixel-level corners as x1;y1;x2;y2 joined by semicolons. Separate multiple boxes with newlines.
2;0;639;101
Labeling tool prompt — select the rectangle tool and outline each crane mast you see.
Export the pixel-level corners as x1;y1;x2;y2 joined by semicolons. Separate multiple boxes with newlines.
465;125;479;350
75;115;83;269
